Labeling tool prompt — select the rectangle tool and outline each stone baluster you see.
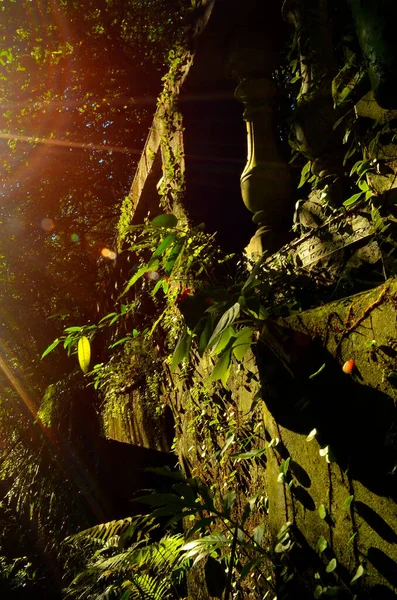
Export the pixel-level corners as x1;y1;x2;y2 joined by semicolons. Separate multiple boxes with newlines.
229;1;292;256
235;77;292;255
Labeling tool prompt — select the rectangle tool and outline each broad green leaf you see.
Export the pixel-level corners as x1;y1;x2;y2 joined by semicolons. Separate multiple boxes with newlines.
318;504;327;519
208;346;232;387
298;160;311;188
171;327;191;372
343;192;363;207
232;327;253;361
186;516;217;539
314;585;323;599
317;536;328;553
63;337;73;349
78;336;91;374
206;302;240;351
358;179;369;192
152;232;177;257
210;325;235;356
326;558;337;573
198;317;214;356
350;564;364;583
151;213;178;228
306;428;317;442
344;495;354;510
41;338;60;359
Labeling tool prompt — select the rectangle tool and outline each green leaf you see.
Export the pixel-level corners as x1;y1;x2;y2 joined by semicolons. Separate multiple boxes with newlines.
241;255;266;292
280;457;290;476
186;516;217;539
358;179;369;192
151;213;178;228
298;160;311;188
121;258;159;296
41;338;60;359
78;336;91;374
306;428;317;442
241;556;265;579
350;160;363;176
64;326;82;333
326;558;337;573
350;564;364;583
231;448;266;460
357;160;371;176
219;433;235;457
317;536;328;553
318;504;327;520
253;524;265;546
109;314;119;326
152;232;177;257
343;192;363;207
171;327;191;372
165;238;185;273
314;585;323;599
208;346;232;387
152;276;166;296
98;312;118;324
198;316;214;356
206;302;240;351
344;495;354;510
210;326;235;356
232;327;253;361
222;490;236;514
108;336;130;349
309;363;326;379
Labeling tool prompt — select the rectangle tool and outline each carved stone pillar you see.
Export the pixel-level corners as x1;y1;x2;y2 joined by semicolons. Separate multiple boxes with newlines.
229;1;292;256
235;78;292;255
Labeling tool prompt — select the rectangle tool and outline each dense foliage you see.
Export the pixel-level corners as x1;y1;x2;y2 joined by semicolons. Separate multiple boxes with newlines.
0;0;190;596
0;0;396;598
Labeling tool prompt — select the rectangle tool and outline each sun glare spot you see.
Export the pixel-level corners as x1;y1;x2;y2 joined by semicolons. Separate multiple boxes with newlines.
41;217;54;231
101;247;117;260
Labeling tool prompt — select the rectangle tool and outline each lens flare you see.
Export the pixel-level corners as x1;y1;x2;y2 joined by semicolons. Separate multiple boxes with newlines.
41;217;54;231
101;247;117;260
